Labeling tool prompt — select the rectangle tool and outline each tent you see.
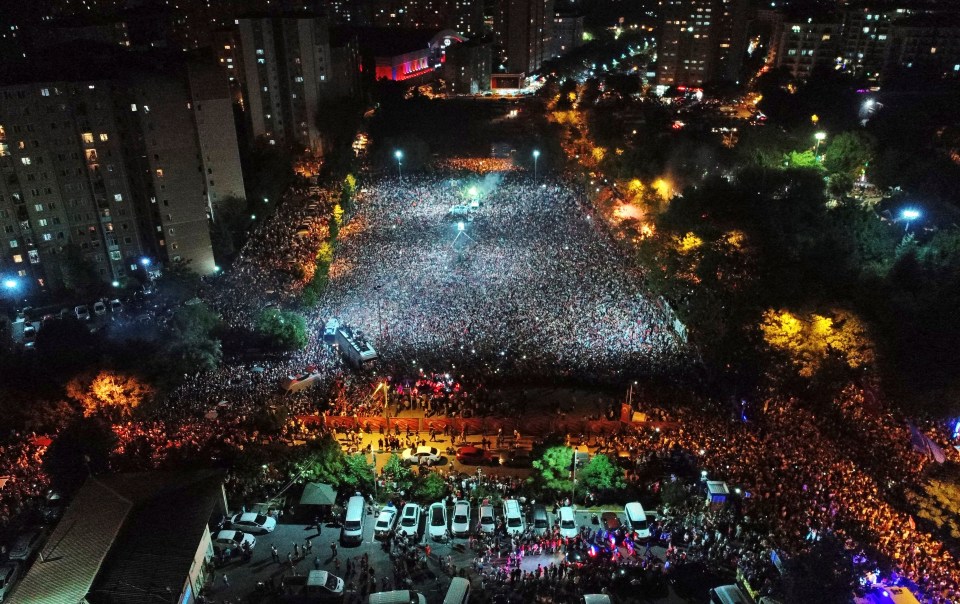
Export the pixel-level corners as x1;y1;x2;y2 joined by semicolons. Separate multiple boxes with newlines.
300;482;337;507
706;481;730;504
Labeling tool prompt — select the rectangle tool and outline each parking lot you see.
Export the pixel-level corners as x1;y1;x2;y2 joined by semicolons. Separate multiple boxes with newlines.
208;503;695;603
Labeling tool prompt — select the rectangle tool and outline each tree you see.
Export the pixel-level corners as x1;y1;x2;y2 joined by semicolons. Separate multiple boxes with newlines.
43;415;118;494
66;370;154;418
783;150;821;169
381;453;415;495
530;446;574;493
255;308;308;350
782;535;855;604
760;308;874;378
59;243;100;297
292;434;348;486
343;454;375;491
823;131;875;179
413;472;448;502
156;259;203;304
34;316;99;375
579;454;626;492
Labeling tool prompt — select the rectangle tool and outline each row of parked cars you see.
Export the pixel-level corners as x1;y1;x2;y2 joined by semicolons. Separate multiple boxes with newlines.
0;527;47;601
212;512;277;560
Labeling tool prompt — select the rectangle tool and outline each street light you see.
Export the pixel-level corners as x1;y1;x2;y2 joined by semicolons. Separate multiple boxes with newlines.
532;149;541;181
814;132;827;161
3;278;17;290
140;257;151;267
901;208;921;232
394;150;403;179
111;280;120;288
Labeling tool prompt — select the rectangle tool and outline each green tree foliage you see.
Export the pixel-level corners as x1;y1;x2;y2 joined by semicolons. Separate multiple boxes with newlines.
342;454;375;491
579;454;626;492
381;453;415;495
413;472;448;502
783;150;820;169
530;446;574;493
161;303;223;375
823;131;875;178
255;308;308;350
292;434;351;486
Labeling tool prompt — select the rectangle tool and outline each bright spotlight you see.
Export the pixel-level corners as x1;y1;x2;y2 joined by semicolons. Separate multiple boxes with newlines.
111;280;120;287
814;132;827;141
468;186;478;197
140;257;151;267
457;221;465;232
901;209;920;220
3;279;17;289
394;150;403;160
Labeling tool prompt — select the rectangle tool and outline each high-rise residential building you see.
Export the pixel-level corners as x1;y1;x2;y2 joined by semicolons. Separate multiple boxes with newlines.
552;12;584;58
771;16;840;80
443;39;493;94
656;0;749;87
0;47;241;294
238;15;335;154
495;0;555;74
885;12;960;81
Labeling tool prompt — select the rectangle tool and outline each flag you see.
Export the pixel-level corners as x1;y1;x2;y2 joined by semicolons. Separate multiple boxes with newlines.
909;424;947;464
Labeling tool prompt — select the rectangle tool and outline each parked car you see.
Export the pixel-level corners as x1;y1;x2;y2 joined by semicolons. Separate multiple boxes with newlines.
398;503;421;537
74;305;91;321
401;446;441;466
427;502;448;540
499;448;533;468
455;446;495;465
93;301;107;316
374;506;398;539
450;501;471;537
503;499;525;536
229;512;276;533
558;506;578;539
624;502;650;540
22;324;37;347
530;504;550;536
0;561;22;602
109;299;123;313
279;570;344;602
214;530;256;551
8;528;44;561
39;490;64;523
478;501;496;534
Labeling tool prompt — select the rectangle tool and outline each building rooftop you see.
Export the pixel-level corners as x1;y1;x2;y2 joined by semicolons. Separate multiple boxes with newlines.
12;470;225;604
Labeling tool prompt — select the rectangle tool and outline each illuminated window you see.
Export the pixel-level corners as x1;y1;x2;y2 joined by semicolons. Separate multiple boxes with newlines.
28;249;39;263
41;88;50;96
9;239;18;248
156;168;164;178
82;132;94;143
12;254;22;263
99;133;108;142
20;157;30;165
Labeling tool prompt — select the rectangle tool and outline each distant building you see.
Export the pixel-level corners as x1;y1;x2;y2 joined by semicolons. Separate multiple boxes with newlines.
771;16;840;80
885;12;960;82
346;27;467;84
14;470;227;604
0;46;241;292
495;0;555;74
552;12;584;58
238;15;336;154
656;0;749;87
444;39;493;94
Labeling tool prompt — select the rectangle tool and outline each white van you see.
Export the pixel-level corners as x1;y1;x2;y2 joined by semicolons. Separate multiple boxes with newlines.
709;584;752;604
369;590;427;604
558;506;578;538
503;499;525;535
442;577;470;604
342;495;366;545
624;501;650;539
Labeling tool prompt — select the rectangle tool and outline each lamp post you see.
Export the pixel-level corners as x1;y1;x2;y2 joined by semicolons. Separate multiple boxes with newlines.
901;208;920;232
814;132;827;162
532;149;540;181
394;150;403;179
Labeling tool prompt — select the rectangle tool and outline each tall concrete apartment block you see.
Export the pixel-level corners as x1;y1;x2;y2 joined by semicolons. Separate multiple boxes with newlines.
238;15;334;154
0;49;240;293
0;82;147;291
656;0;748;87
495;0;555;74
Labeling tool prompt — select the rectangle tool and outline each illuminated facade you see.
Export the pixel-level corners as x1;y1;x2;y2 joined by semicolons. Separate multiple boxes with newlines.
657;0;748;87
495;0;554;73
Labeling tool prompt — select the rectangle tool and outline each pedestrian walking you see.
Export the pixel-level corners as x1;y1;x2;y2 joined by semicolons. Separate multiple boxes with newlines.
314;555;322;570
222;574;229;588
305;538;313;553
271;544;279;564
